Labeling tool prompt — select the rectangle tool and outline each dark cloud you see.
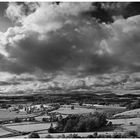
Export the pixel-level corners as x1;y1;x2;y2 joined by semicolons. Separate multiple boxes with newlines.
83;2;140;23
1;2;140;75
82;2;130;23
5;19;111;74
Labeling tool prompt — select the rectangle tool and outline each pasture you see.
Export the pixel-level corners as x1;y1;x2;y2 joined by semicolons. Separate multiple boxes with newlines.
51;107;98;115
114;108;140;117
0;128;11;136
5;122;57;132
0;109;36;121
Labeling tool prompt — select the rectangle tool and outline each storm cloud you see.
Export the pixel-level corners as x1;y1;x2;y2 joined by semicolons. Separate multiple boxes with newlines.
0;2;140;75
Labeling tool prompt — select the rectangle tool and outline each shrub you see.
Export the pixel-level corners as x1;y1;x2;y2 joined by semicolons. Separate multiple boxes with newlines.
48;123;55;133
124;131;138;138
112;132;123;138
107;121;112;126
130;122;133;125
71;105;74;110
45;134;53;138
87;135;94;138
42;118;49;122
93;132;98;137
14;117;21;123
28;132;40;138
66;134;81;138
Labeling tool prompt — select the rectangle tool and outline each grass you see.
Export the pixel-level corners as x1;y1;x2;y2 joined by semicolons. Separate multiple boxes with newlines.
109;117;140;125
5;122;57;132
0;109;36;121
109;117;140;132
51;107;98;115
0;128;11;136
114;108;140;117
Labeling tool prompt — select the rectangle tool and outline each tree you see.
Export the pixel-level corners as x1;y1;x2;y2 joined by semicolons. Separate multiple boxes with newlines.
79;101;83;106
71;105;74;110
14;117;21;123
64;119;75;132
48;123;55;133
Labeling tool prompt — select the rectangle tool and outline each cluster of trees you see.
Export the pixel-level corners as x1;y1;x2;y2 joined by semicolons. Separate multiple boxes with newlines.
48;112;109;133
0;103;11;109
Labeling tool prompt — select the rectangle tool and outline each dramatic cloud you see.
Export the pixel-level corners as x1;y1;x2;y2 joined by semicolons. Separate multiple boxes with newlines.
0;2;140;76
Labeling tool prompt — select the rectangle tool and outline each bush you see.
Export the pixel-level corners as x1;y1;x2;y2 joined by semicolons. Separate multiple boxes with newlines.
66;134;81;138
71;105;74;110
48;123;55;133
112;132;123;138
45;134;53;138
28;132;40;138
87;135;94;138
107;121;112;126
124;131;138;138
14;117;21;123
93;132;98;137
42;118;49;122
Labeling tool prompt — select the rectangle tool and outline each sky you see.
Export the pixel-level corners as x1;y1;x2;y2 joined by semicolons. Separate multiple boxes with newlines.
0;2;140;95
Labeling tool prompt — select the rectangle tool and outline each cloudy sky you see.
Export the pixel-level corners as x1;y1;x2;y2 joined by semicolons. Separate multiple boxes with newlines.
1;2;140;95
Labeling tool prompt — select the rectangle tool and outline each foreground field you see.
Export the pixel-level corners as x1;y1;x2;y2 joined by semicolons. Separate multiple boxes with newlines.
5;122;57;132
0;128;11;136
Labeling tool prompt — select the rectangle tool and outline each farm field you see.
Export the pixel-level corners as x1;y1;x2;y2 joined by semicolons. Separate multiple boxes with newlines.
109;117;140;125
4;121;39;127
0;109;36;121
5;122;57;132
51;107;99;115
109;117;140;132
0;128;12;136
94;105;126;110
114;108;140;117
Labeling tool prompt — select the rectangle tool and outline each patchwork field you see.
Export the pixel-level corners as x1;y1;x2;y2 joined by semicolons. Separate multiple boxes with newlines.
0;109;35;121
5;122;57;132
109;117;140;132
114;108;140;117
51;107;98;115
109;117;140;125
94;105;126;111
0;128;12;136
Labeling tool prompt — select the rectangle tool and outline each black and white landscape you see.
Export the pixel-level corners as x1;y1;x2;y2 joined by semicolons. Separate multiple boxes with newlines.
0;2;140;138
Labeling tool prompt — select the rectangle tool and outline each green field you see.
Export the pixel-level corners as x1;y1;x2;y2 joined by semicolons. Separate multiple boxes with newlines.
5;122;57;132
114;108;140;117
0;128;11;136
51;107;98;115
0;109;36;121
